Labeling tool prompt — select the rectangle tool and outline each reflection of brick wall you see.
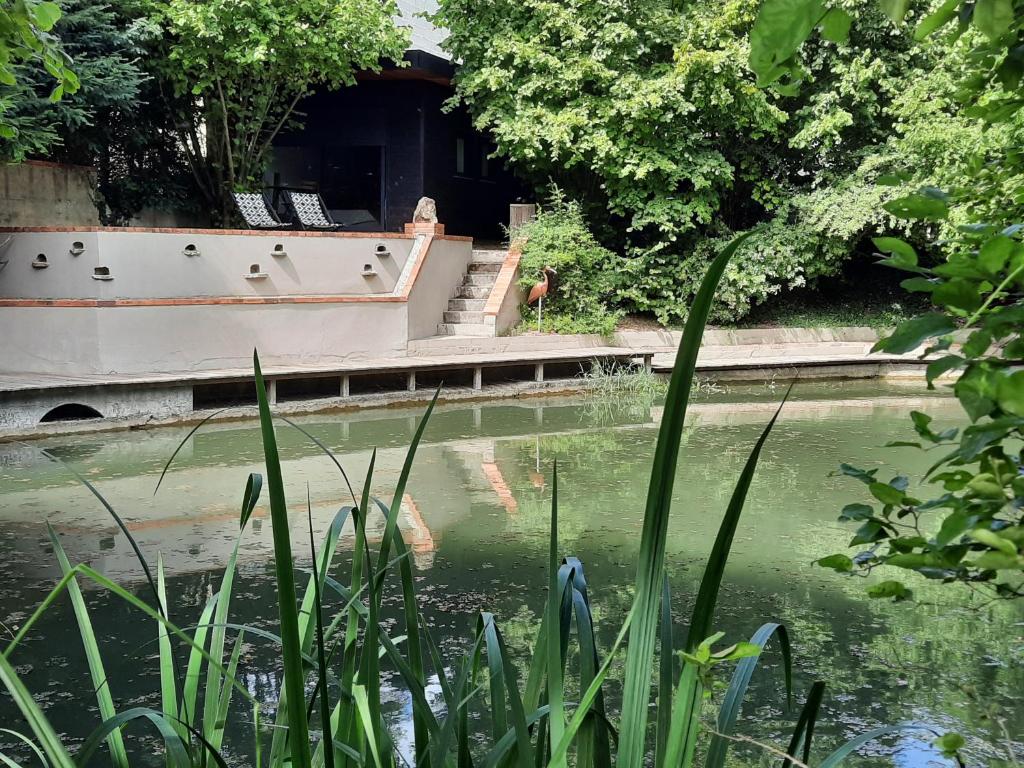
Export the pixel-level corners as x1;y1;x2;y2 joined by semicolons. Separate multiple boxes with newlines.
0;161;99;227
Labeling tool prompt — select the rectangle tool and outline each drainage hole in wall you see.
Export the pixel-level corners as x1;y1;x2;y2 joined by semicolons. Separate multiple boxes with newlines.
40;403;103;423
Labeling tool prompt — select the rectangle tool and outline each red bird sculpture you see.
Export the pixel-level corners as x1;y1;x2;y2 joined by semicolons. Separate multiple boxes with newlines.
527;267;557;305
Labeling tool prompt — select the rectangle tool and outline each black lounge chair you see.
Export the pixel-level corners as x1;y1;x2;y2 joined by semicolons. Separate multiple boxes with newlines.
282;190;344;231
232;191;294;230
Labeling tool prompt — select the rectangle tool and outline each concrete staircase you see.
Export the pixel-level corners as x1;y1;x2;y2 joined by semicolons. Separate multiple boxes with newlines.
436;249;507;337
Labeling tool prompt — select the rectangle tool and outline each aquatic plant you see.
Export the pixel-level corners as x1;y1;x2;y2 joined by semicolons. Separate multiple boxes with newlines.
1;235;921;767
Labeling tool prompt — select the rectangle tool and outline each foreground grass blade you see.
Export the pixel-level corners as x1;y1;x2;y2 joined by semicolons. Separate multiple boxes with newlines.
153;408;227;495
205;477;259;751
655;577;673;768
40;449;161;611
687;386;790;647
157;555;187;749
0;627;76;768
77;708;190;768
0;728;49;768
308;488;336;768
545;464;567;768
254;349;312;768
706;622;793;768
616;231;755;768
47;526;129;768
281;415;358;507
664;392;790;768
783;681;825;768
546;604;635;768
819;725;936;768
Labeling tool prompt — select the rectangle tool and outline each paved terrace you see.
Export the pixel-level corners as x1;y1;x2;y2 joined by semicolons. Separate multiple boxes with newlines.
0;327;922;395
0;326;934;441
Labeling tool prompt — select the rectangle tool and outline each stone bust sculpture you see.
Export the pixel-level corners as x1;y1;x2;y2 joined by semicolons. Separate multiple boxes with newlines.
413;197;438;223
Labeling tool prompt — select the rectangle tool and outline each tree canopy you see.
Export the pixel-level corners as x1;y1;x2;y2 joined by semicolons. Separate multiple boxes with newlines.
435;0;1021;322
155;0;409;221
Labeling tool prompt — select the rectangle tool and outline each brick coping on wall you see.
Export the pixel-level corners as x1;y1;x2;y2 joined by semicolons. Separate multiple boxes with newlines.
0;225;473;242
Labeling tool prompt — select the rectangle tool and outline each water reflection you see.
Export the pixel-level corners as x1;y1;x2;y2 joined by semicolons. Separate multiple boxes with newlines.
0;382;1021;766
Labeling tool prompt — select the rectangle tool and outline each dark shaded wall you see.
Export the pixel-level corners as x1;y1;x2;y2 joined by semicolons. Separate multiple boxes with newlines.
271;79;521;239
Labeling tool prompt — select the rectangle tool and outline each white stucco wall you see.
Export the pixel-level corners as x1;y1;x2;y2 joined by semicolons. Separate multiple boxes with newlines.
406;237;473;339
0;301;409;376
0;230;414;299
0;228;472;378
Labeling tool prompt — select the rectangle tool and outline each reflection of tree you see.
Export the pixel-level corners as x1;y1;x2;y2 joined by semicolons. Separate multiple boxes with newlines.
785;523;1024;755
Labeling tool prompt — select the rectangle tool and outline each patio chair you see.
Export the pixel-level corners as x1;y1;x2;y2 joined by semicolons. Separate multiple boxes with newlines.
282;190;344;231
232;191;294;230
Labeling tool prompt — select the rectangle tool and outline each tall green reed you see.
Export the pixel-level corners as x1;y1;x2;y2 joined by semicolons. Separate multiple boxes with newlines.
1;234;926;768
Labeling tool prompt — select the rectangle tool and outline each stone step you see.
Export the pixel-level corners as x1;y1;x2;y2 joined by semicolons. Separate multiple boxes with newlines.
443;310;485;324
471;250;508;264
468;261;503;273
457;285;492;299
448;298;486;311
464;273;498;286
437;322;494;337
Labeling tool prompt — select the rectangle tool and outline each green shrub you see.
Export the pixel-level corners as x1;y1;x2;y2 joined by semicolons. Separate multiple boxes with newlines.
515;189;624;336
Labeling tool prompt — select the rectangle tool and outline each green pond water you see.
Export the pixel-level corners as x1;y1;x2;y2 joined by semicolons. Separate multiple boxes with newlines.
0;381;1021;766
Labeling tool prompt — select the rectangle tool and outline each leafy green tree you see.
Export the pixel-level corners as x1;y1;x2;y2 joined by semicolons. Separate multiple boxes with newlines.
0;0;77;137
153;0;409;222
748;0;1024;599
1;0;146;161
1;0;197;224
436;0;994;323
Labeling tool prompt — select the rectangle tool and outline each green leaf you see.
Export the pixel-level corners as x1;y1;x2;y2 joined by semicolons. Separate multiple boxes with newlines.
31;2;62;31
969;528;1017;555
879;0;911;21
973;552;1023;570
926;355;964;385
816;554;854;572
850;521;888;545
873;236;917;263
914;0;960;38
955;365;998;421
996;370;1024;416
749;0;825;85
883;193;949;221
866;580;912;600
901;277;937;292
979;235;1014;273
973;0;1013;38
707;622;793;768
820;8;852;42
872;313;955;354
961;330;992;358
838;503;874;521
934;733;965;756
933;279;981;313
869;482;904;505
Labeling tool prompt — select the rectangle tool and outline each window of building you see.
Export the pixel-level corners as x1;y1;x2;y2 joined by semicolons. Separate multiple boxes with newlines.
456;137;466;175
481;148;490;178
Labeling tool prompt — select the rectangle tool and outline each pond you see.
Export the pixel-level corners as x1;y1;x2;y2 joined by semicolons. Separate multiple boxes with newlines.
1;380;1021;766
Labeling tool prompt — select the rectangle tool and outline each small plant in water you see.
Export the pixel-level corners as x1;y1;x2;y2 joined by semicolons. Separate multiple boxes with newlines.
1;235;931;768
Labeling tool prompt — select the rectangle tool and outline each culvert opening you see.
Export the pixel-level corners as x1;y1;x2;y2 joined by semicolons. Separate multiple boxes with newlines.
40;403;103;423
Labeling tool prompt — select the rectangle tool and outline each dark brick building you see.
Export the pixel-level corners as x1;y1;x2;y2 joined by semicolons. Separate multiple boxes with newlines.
269;1;521;239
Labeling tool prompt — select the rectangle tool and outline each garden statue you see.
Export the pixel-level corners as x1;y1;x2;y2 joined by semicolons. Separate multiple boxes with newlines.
413;196;438;223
